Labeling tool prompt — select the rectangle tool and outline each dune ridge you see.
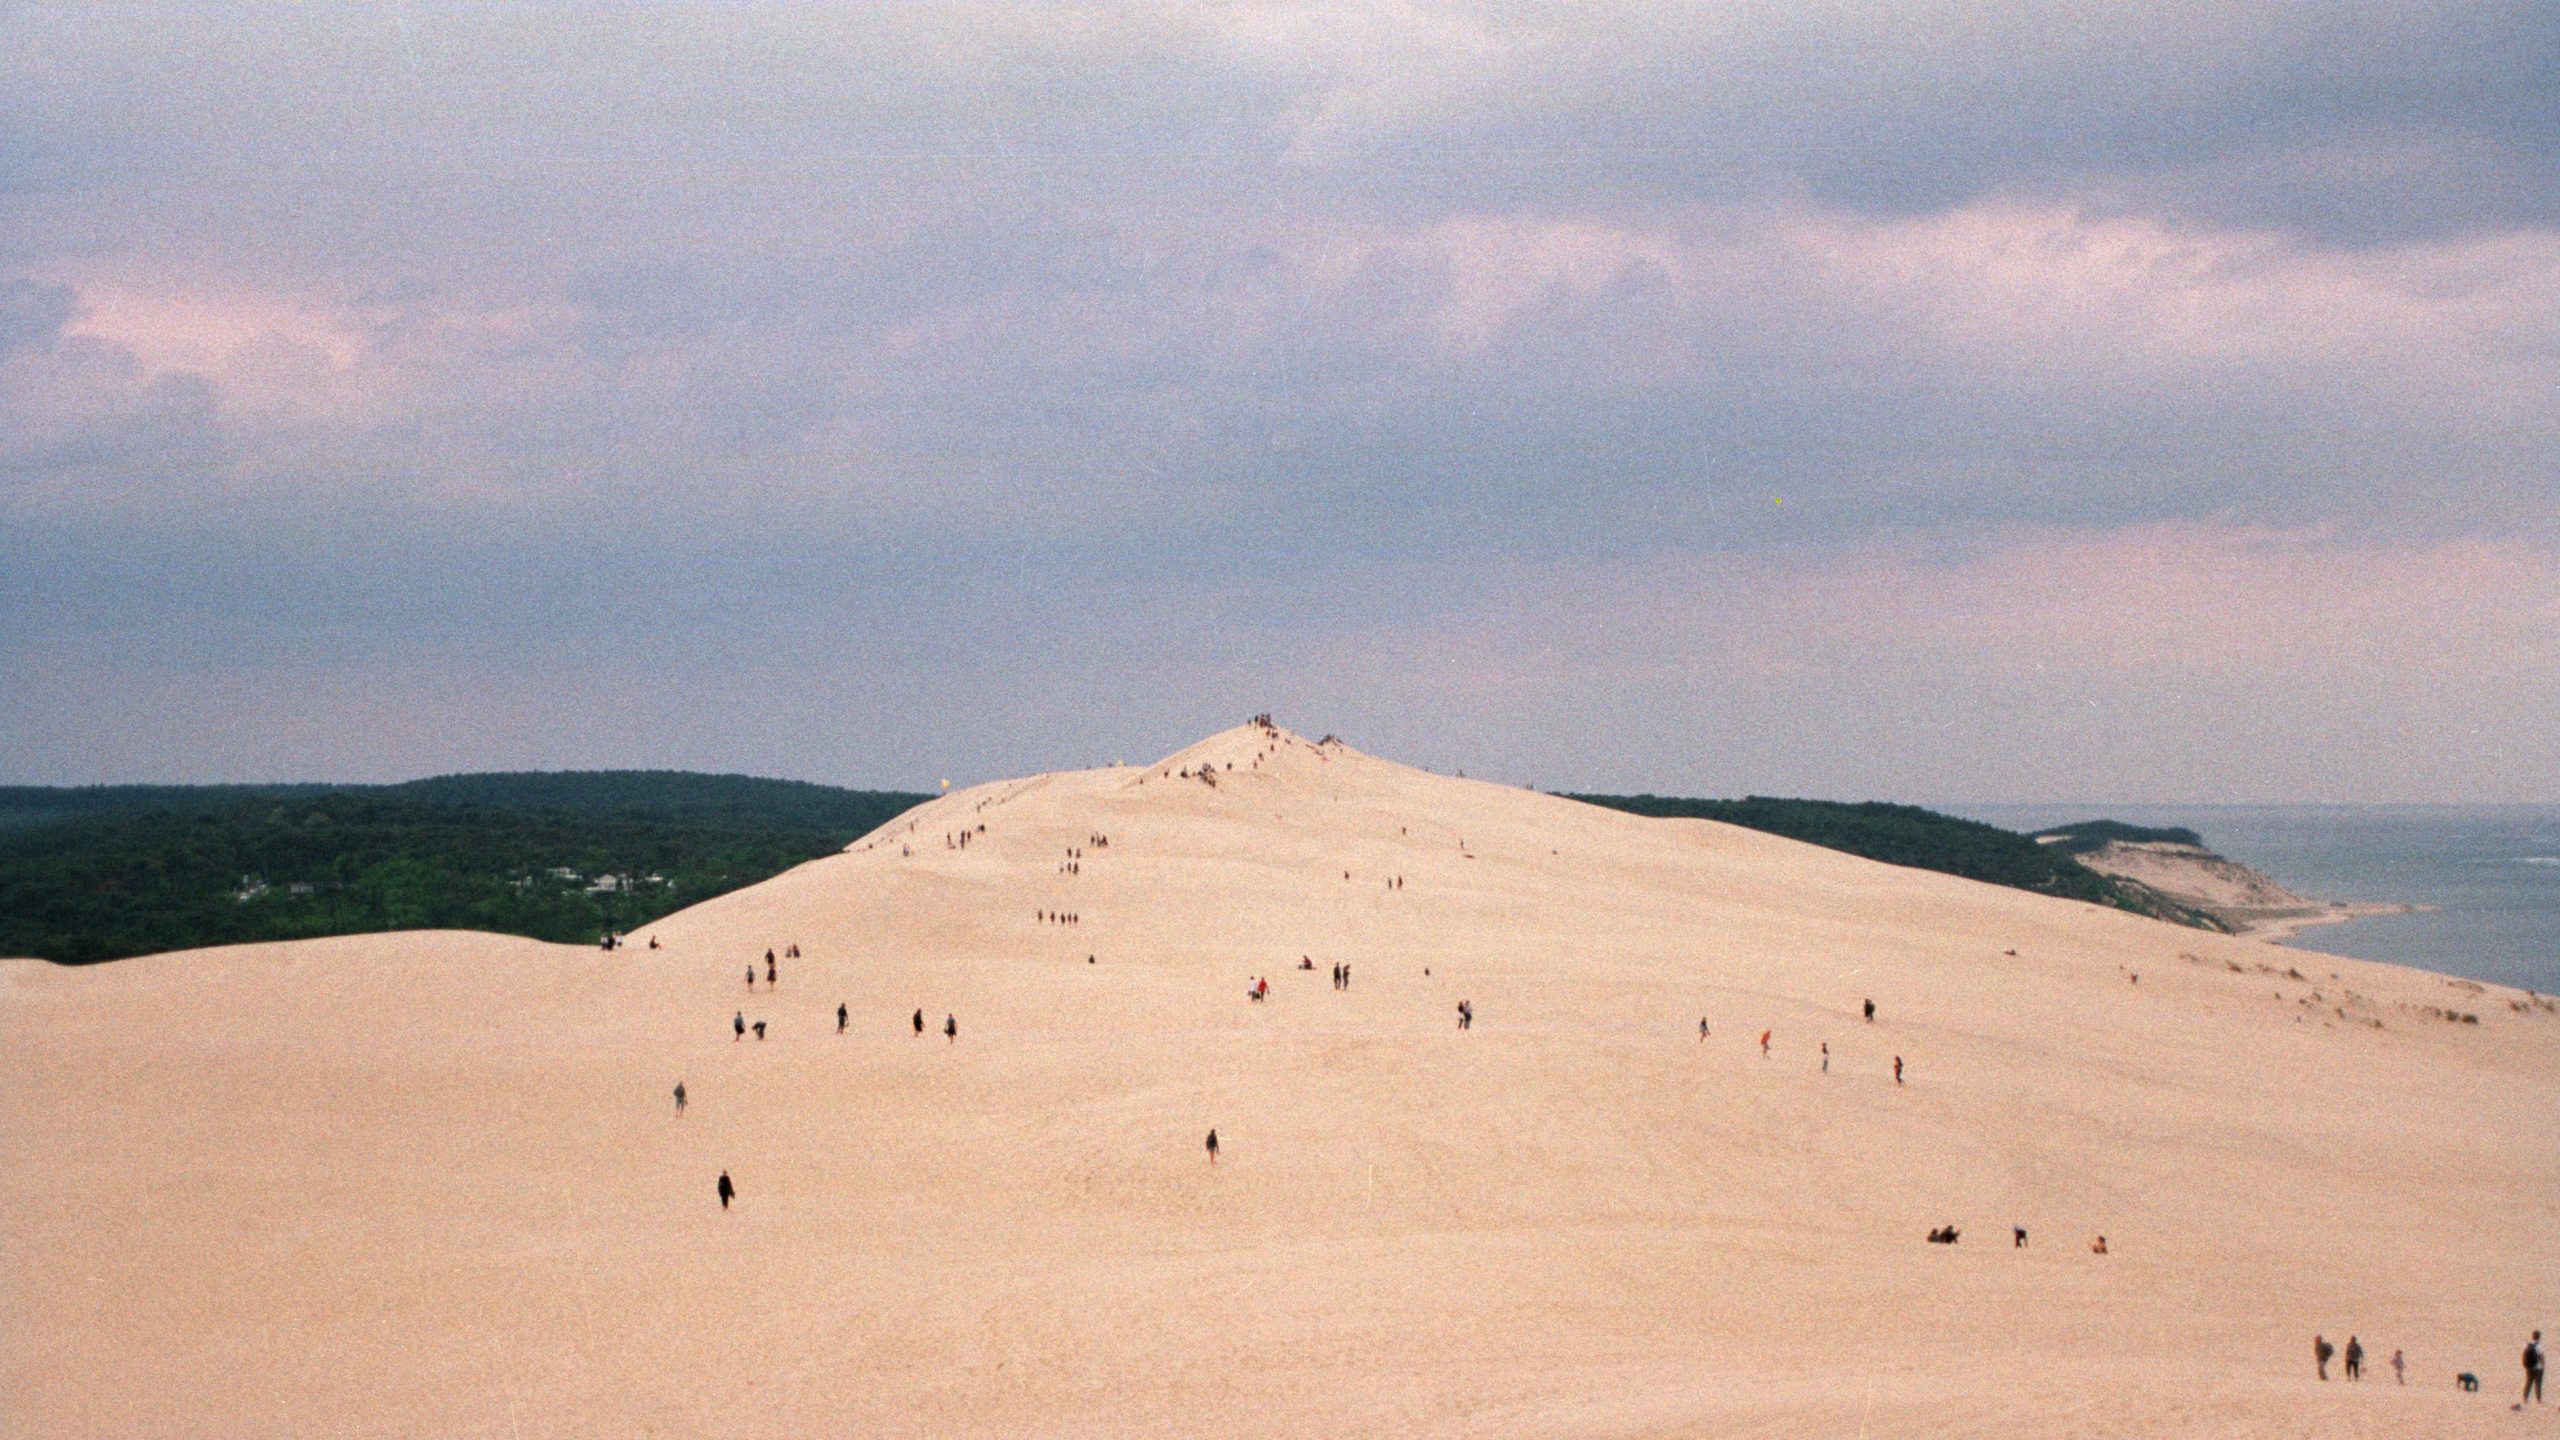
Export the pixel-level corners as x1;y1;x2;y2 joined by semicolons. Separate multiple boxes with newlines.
5;723;2553;1437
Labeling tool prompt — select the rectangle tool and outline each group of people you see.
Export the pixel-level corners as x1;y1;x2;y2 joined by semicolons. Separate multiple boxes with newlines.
2326;1329;2544;1403
1038;909;1080;926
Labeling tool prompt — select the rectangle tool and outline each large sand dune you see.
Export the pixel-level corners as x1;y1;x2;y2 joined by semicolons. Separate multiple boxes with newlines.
6;725;2554;1436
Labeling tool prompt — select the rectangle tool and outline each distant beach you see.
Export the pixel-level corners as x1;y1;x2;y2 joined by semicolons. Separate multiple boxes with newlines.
1957;803;2560;994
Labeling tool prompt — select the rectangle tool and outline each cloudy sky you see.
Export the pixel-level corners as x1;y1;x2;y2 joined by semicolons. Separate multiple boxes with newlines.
4;2;2554;801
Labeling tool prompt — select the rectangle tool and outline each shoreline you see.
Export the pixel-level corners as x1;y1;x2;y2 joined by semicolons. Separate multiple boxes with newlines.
2232;900;2430;945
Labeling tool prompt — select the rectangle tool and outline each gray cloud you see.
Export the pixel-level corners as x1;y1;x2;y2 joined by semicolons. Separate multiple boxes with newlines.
2;2;2554;795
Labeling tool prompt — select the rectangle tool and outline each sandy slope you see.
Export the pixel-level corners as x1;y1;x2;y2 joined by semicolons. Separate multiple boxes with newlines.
4;725;2553;1438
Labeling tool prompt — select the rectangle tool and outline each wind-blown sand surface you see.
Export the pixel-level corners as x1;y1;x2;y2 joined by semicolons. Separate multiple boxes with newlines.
6;726;2554;1437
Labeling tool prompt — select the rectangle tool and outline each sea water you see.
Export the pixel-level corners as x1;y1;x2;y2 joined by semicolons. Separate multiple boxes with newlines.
1952;803;2560;995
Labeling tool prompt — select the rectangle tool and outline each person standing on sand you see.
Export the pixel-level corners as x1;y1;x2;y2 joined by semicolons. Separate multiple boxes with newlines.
2527;1330;2545;1403
734;1011;745;1041
2346;1336;2363;1379
838;1003;849;1034
914;1008;925;1036
1699;1017;1710;1040
674;1081;686;1115
746;965;756;992
1863;998;1876;1022
1894;1056;1904;1084
766;956;776;987
944;1014;957;1043
1206;1129;1219;1163
1759;1030;1771;1058
1820;1041;1829;1073
717;1171;734;1210
2315;1334;2333;1381
2392;1349;2405;1385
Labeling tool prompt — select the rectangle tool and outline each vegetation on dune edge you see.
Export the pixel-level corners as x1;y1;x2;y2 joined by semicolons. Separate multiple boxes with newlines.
1569;794;2228;931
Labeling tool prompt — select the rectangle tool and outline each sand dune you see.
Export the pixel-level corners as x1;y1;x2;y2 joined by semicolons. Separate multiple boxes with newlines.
5;724;2553;1436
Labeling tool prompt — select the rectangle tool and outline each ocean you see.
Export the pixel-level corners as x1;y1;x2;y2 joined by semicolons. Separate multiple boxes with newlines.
1950;803;2560;996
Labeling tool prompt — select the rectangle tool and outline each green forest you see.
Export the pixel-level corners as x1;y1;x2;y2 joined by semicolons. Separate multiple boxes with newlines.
0;774;930;964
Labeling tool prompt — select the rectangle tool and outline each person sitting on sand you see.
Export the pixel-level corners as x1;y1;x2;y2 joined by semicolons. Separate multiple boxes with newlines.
752;1021;766;1040
2090;1235;2108;1255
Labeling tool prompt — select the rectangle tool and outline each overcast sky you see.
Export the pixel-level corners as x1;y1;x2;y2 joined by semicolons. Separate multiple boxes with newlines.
4;2;2554;802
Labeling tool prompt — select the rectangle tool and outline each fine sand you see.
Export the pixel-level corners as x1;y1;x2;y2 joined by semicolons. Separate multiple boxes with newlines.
5;725;2553;1437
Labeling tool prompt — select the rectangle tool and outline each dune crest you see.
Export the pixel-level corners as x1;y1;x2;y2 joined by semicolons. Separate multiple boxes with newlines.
6;725;2554;1437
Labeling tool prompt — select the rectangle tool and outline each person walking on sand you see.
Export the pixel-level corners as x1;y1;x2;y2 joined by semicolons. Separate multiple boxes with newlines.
2392;1348;2405;1385
766;956;776;987
2315;1334;2334;1381
734;1011;746;1041
1759;1030;1771;1058
2527;1330;2545;1404
1894;1055;1904;1085
674;1081;687;1115
1206;1129;1219;1164
1820;1041;1829;1073
746;964;756;992
717;1171;734;1210
944;1014;957;1043
913;1008;925;1037
1699;1017;1710;1041
2346;1336;2363;1380
838;1003;849;1035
